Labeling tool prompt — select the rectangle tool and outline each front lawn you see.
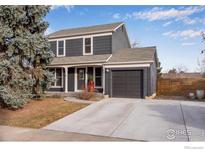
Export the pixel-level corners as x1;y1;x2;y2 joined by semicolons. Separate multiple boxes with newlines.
0;98;88;128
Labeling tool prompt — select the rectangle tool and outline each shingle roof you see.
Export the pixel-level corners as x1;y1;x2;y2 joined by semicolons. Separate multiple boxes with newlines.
50;54;111;66
106;47;156;64
48;22;123;39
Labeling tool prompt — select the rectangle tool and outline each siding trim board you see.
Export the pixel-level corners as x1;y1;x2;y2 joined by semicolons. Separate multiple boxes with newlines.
49;33;112;41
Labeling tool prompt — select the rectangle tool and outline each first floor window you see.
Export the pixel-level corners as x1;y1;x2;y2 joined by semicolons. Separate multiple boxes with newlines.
95;67;102;87
50;68;63;87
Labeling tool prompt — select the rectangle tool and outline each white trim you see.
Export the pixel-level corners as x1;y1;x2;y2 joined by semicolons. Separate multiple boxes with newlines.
93;67;95;87
48;63;104;68
85;66;88;90
64;67;68;93
94;67;103;88
83;37;93;56
106;54;112;62
50;68;64;88
104;61;154;65
74;67;77;92
114;23;124;31
104;63;150;68
103;66;105;94
49;33;112;41
56;40;65;57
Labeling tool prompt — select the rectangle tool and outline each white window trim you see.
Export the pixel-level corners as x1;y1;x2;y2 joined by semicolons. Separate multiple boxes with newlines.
94;67;102;88
49;33;112;41
51;68;64;88
49;33;113;57
57;40;65;57
83;37;93;56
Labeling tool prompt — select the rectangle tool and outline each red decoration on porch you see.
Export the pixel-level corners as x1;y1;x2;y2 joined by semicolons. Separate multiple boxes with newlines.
88;80;95;92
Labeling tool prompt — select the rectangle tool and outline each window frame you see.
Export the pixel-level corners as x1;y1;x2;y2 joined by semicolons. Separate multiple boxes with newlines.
57;40;65;57
50;68;63;88
83;37;93;55
94;67;102;88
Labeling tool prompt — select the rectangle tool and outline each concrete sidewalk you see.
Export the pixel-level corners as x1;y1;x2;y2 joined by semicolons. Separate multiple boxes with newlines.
0;126;131;141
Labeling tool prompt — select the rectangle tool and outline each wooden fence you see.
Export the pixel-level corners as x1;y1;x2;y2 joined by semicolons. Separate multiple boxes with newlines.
157;78;205;96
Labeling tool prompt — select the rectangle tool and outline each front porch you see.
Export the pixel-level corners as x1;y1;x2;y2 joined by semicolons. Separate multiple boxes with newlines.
48;65;104;94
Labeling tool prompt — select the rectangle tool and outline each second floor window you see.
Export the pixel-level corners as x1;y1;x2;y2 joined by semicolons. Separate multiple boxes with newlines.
84;38;92;55
58;40;64;56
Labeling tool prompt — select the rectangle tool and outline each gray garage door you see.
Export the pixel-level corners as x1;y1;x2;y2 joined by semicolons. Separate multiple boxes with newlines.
112;70;143;98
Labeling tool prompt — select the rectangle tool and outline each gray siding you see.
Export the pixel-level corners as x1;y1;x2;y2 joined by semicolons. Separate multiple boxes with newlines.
150;62;157;95
105;67;150;98
105;69;111;95
48;87;64;92
50;41;57;56
93;35;112;54
66;38;83;56
112;25;131;53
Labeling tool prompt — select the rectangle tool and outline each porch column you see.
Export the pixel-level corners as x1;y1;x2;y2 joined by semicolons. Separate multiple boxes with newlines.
64;67;68;93
102;66;105;95
85;66;88;90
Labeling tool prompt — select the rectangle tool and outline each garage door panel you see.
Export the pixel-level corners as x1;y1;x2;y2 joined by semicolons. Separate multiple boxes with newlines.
112;70;143;98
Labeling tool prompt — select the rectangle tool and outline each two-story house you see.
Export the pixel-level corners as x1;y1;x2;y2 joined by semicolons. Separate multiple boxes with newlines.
47;22;158;98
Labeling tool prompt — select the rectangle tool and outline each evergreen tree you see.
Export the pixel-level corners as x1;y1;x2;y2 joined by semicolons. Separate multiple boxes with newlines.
0;6;54;109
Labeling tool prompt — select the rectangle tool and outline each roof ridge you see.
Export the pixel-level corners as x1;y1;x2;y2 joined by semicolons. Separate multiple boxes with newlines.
52;22;124;33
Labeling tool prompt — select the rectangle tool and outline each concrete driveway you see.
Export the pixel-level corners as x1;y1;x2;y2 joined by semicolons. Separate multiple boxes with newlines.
44;98;205;141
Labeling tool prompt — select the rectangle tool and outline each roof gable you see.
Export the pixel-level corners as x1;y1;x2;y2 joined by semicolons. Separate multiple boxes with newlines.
48;22;123;39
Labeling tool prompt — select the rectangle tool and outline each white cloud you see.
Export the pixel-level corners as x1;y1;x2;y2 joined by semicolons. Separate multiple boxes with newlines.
181;42;196;46
45;27;54;35
118;6;205;26
64;5;74;13
178;17;205;25
112;13;120;19
50;5;74;13
50;5;61;10
162;29;204;39
132;6;205;21
162;31;173;36
162;21;172;27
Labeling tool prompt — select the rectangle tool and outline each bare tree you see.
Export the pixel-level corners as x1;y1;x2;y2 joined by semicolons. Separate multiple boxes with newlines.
199;32;205;76
176;65;188;73
168;68;177;74
131;40;140;48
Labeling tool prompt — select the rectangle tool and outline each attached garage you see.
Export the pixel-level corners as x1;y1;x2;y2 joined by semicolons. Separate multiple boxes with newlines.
104;47;158;98
111;70;143;98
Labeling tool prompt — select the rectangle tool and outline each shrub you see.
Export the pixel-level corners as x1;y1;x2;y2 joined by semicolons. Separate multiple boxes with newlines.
0;86;32;109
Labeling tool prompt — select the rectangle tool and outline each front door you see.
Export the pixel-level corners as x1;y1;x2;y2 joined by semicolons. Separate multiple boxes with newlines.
77;68;85;90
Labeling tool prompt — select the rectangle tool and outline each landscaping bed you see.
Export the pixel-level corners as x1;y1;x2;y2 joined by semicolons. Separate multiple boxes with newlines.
0;98;88;128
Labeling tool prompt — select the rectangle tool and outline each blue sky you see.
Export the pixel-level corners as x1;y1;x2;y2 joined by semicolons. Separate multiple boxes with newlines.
45;5;205;72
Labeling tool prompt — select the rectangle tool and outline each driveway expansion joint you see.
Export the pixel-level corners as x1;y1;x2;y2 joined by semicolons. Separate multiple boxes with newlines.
109;103;137;136
179;102;190;141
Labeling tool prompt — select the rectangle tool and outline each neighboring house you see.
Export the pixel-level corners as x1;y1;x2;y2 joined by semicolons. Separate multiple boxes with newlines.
47;22;158;98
